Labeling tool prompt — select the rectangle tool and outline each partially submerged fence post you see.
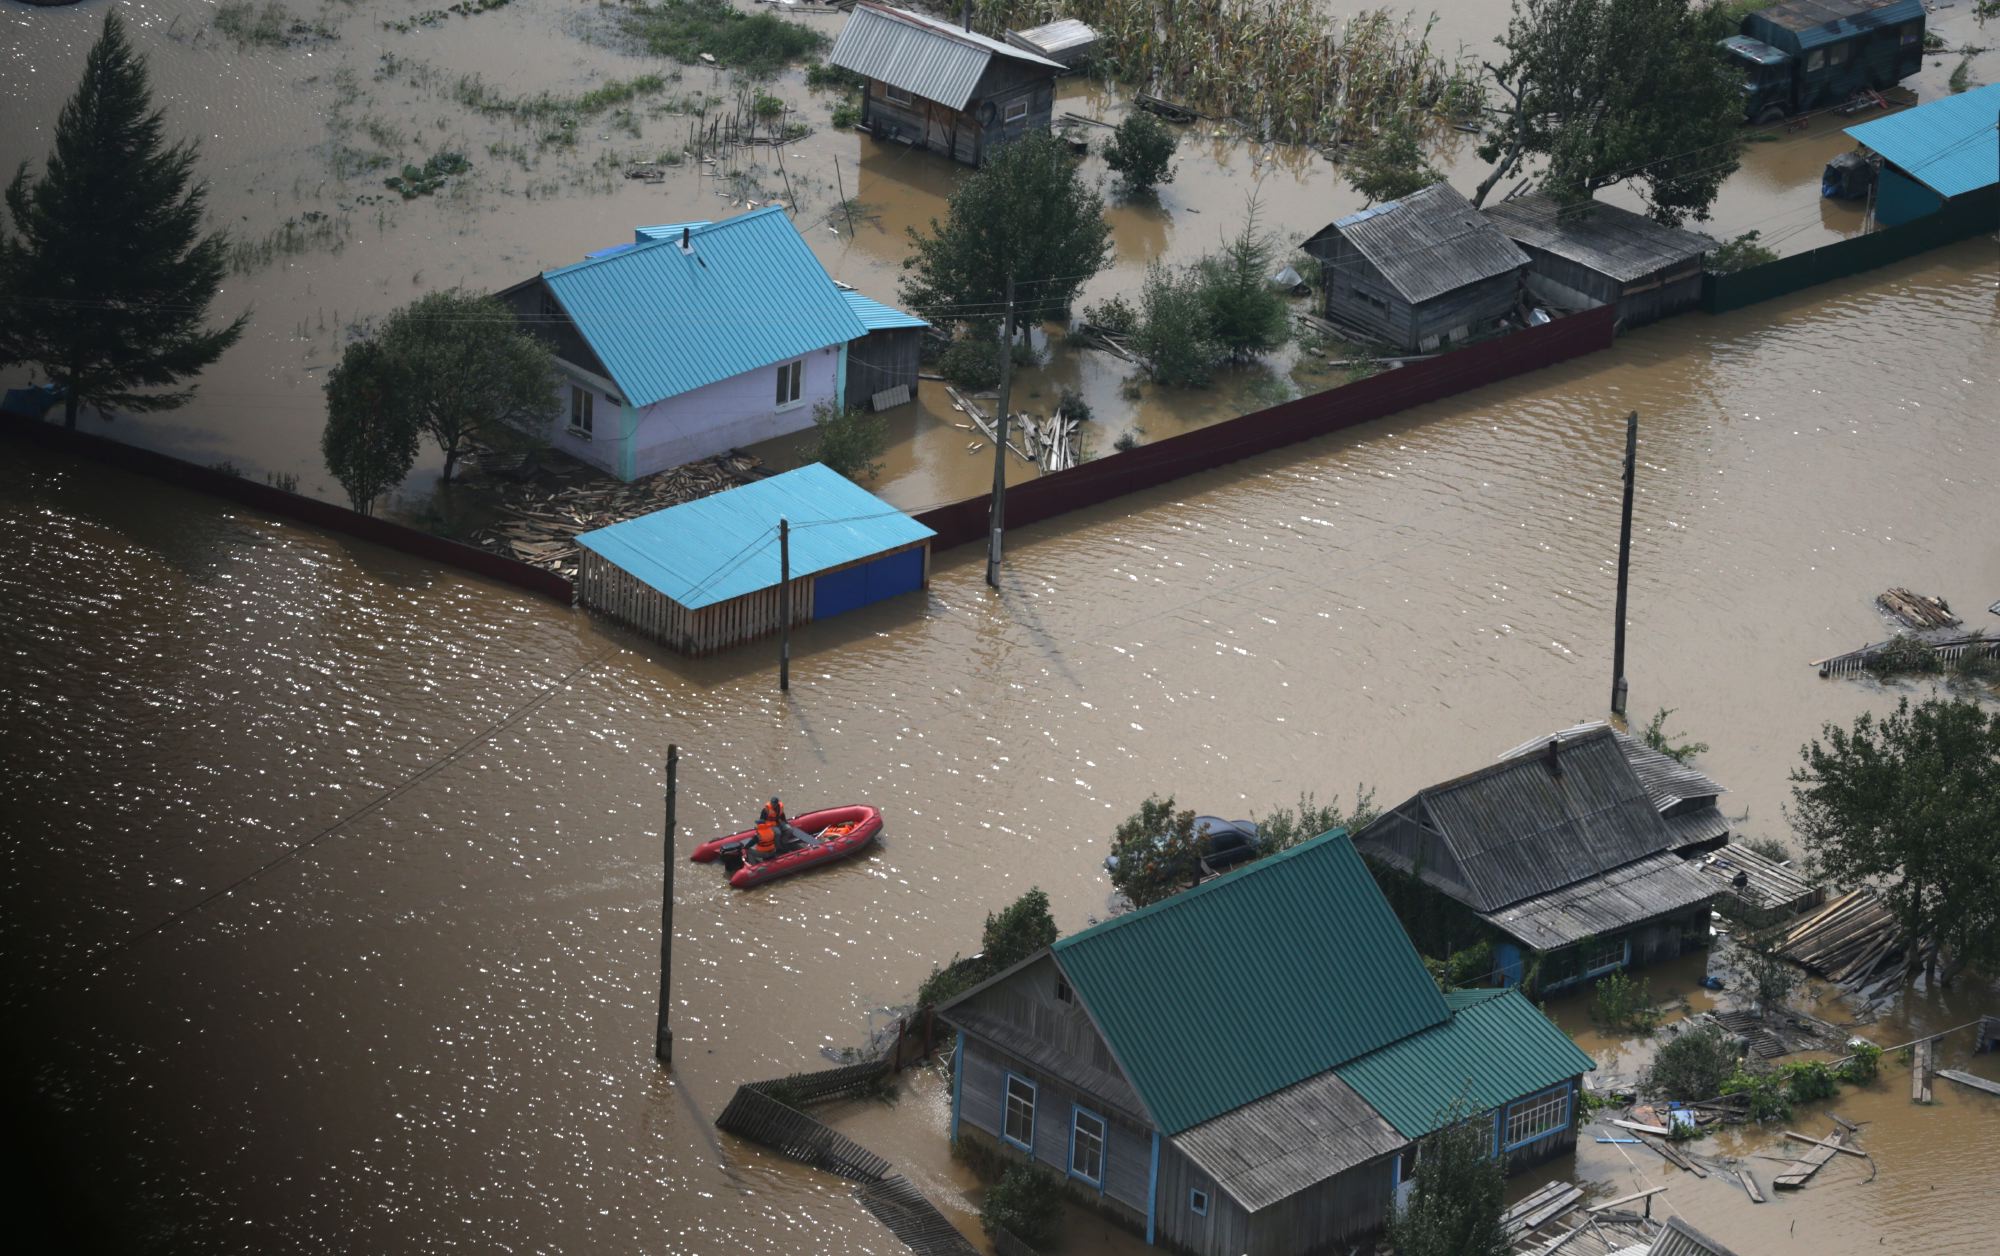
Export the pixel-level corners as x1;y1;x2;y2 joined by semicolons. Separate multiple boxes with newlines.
656;744;679;1065
1611;411;1638;716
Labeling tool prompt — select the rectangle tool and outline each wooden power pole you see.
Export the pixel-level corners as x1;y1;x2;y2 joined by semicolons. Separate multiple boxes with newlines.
1611;411;1638;717
987;272;1016;589
778;517;791;692
656;744;678;1065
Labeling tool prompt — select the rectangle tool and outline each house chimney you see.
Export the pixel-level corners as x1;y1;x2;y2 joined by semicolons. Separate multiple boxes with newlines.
1545;736;1563;778
679;225;692;254
962;0;972;32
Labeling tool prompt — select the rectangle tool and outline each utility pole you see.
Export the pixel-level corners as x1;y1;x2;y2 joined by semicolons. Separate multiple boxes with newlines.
1611;411;1638;717
778;517;791;691
656;744;678;1065
987;271;1016;589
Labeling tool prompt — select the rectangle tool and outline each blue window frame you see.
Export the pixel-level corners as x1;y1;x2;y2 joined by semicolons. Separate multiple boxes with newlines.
1068;1105;1106;1187
1189;1187;1209;1216
1002;1073;1037;1151
1502;1084;1571;1151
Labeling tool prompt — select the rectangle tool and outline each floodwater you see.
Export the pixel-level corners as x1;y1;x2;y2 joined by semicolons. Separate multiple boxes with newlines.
4;1;1992;510
5;3;2000;1254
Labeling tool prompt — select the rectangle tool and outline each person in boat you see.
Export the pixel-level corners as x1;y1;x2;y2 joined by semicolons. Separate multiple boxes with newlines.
752;796;806;861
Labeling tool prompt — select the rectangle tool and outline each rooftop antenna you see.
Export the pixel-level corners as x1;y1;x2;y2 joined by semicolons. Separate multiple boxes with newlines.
961;0;971;32
679;225;692;254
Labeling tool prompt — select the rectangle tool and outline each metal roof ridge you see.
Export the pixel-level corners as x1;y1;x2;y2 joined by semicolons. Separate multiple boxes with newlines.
543;205;794;280
1052;827;1351;952
1417;723;1622;800
855;1;1064;68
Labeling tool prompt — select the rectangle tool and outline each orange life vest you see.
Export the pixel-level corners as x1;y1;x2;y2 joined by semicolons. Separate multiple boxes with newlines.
755;820;778;853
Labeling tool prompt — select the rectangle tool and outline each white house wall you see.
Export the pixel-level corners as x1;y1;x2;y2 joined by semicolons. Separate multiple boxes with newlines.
550;343;846;482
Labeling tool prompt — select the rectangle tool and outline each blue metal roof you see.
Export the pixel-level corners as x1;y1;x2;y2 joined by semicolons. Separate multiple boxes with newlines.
1845;83;2000;199
841;289;929;331
574;464;934;609
635;220;712;242
543;208;866;408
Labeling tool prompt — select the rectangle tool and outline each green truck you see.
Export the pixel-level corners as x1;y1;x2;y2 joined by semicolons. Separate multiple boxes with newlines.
1719;0;1926;123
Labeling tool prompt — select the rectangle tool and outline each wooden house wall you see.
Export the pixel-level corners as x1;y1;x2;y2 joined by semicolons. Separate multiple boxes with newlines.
845;327;923;407
1407;272;1523;350
859;59;1054;166
578;548;812;656
1513;245;1702;329
957;1038;1152;1225
1153;1142;1254;1256
500;279;612;379
1245;1155;1397;1254
1311;233;1417;347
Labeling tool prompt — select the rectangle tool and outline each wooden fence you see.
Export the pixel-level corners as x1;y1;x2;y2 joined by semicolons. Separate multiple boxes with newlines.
1702;185;2000;315
1;414;574;603
915;305;1618;549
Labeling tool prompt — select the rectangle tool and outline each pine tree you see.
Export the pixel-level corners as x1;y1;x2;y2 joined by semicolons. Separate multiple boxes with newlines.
0;12;247;429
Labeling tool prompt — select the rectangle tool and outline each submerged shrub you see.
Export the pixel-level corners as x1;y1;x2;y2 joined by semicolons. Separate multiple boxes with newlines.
1645;1025;1740;1101
980;1162;1063;1249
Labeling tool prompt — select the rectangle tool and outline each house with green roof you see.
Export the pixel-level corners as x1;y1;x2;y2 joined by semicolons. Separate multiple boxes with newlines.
936;830;1595;1255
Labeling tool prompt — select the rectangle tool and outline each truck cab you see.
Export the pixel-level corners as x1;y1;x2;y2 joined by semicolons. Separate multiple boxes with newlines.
1718;0;1925;123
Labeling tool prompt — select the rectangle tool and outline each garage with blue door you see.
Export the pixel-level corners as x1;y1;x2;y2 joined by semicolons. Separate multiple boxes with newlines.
575;462;935;655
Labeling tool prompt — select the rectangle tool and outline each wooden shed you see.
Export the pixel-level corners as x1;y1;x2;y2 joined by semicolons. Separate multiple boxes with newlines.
838;288;928;411
1302;182;1530;352
1005;18;1098;70
1482;195;1713;329
830;2;1063;167
575;464;934;655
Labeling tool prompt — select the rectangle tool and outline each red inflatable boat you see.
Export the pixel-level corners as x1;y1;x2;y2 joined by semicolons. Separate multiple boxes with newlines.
689;804;882;888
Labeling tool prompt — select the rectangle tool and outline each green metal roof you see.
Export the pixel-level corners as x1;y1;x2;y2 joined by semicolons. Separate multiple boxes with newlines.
1333;988;1596;1138
1053;831;1449;1134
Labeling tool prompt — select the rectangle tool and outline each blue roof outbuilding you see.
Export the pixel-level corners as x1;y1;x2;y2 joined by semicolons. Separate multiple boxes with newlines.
1844;83;2000;200
575;464;934;610
841;289;930;331
543;208;867;408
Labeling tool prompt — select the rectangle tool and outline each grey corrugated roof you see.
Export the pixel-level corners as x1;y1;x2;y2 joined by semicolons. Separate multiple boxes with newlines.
1481;851;1718;951
1169;1068;1404;1212
1356;727;1682;912
1008;18;1097;55
1319;182;1528;304
1500;722;1725;811
829;3;1060;112
1484;196;1714;283
1648;1216;1743;1256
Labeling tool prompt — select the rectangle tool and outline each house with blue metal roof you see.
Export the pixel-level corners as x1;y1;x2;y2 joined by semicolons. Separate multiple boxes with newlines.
497;208;925;482
936;829;1594;1256
574;463;934;653
1844;83;2000;227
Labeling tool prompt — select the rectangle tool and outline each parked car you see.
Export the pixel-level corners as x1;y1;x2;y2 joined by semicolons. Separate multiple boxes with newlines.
1103;816;1262;877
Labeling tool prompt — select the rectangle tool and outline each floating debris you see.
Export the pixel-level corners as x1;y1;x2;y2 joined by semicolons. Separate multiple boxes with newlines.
1877;587;1959;630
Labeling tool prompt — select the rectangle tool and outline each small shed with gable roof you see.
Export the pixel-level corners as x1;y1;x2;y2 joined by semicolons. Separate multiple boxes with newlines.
576;463;934;654
1482;195;1713;329
1302;182;1530;352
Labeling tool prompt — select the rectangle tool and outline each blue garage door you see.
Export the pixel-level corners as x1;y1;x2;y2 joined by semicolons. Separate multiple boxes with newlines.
812;547;924;620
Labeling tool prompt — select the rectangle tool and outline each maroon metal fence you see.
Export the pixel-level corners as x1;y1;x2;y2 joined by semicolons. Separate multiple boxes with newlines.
2;415;575;603
915;305;1619;549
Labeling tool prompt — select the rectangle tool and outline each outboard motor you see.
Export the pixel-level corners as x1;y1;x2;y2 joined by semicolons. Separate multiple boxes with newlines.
1821;150;1876;201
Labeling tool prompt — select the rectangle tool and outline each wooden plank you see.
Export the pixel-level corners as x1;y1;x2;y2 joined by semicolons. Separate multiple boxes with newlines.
1783;1132;1869;1159
1913;1037;1932;1103
1501;1181;1583;1236
1588;1186;1669;1212
1937;1069;2000;1097
1736;1169;1765;1203
1642;1135;1709;1178
1774;1128;1844;1189
1612;1119;1670;1136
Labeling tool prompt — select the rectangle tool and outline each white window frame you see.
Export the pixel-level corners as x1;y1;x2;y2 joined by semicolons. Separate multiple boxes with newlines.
1068;1106;1105;1186
1189;1188;1209;1216
775;358;804;410
569;385;594;437
884;84;914;107
1002;98;1029;124
1503;1086;1571;1150
1002;1073;1036;1151
1584;936;1627;977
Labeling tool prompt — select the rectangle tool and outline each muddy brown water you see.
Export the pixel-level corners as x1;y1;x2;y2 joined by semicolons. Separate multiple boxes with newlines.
5;3;2000;1254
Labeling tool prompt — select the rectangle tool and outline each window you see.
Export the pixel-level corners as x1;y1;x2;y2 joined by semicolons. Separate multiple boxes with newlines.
1003;98;1029;124
1806;49;1825;73
1055;977;1073;1004
1828;42;1850;67
775;359;803;409
1584;937;1626;975
1352;287;1389;312
884;84;914;107
1504;1087;1571;1149
1189;1188;1209;1216
1002;1074;1036;1150
569;385;594;435
1069;1107;1105;1185
1899;21;1921;47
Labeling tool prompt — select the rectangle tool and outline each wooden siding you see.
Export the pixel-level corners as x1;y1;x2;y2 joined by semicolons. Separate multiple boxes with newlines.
1246;1154;1397;1254
500;279;614;383
1513;244;1702;329
958;1039;1152;1220
846;327;923;407
578;540;929;656
859;62;1053;166
1309;231;1520;352
1154;1140;1253;1256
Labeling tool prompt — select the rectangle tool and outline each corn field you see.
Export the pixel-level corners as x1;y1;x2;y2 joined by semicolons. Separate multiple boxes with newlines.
966;1;1483;147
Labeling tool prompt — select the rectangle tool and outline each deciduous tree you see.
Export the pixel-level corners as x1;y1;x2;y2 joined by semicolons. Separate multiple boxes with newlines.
900;132;1112;329
1103;111;1178;194
1790;696;2000;985
373;291;558;482
1474;0;1743;225
320;340;419;514
1344;107;1444;206
0;12;247;429
1387;1105;1509;1256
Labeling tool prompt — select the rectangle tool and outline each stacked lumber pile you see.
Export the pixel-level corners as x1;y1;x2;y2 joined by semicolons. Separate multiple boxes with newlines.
467;452;759;580
1772;889;1913;986
1019;406;1083;472
1877;588;1958;630
1071;322;1137;362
